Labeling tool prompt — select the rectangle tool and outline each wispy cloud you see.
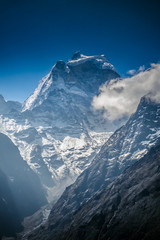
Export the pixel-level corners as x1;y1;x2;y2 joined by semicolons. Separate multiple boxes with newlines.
92;64;160;120
138;65;145;72
127;69;136;75
127;65;145;76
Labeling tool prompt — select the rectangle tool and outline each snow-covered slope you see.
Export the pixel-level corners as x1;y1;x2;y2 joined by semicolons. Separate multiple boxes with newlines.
0;53;120;201
26;95;160;240
0;94;21;114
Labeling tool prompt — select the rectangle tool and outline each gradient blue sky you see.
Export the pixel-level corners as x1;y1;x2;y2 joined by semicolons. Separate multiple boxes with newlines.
0;0;160;102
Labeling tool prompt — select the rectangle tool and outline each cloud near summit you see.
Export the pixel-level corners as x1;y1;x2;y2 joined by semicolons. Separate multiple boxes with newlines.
92;64;160;120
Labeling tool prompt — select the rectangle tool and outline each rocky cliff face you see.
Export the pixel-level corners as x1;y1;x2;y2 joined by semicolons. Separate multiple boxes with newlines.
26;96;160;240
59;145;160;240
0;53;120;200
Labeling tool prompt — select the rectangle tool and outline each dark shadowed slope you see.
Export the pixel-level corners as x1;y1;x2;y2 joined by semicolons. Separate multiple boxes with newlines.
61;145;160;240
0;168;22;239
0;133;47;220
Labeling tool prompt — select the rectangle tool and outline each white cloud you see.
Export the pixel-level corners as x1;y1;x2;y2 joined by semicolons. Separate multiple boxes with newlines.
127;65;145;76
127;69;136;75
92;64;160;120
138;65;145;72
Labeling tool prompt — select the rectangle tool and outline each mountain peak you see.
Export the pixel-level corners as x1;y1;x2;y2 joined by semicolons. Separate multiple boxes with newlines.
67;53;117;73
54;60;66;70
140;92;159;106
70;52;107;62
22;53;119;112
0;94;5;102
71;51;82;60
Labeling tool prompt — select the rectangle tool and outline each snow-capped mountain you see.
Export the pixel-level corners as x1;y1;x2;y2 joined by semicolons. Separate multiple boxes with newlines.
27;95;160;240
22;52;119;137
0;53;120;200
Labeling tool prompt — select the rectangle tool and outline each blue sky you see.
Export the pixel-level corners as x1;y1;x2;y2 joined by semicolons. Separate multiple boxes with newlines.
0;0;159;102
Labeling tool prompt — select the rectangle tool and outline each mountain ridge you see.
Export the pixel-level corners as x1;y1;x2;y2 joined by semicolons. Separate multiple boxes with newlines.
25;95;160;239
59;144;160;240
